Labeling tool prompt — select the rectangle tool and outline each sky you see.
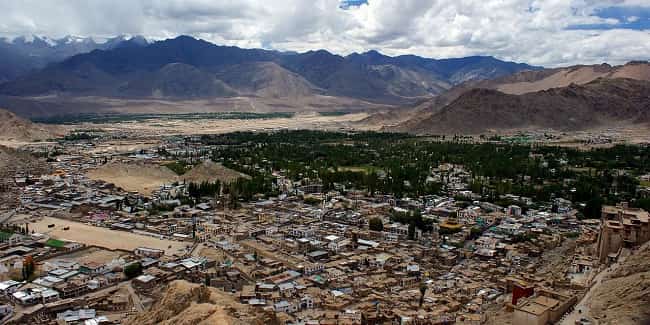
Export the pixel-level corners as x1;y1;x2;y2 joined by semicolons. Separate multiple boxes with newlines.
0;0;649;67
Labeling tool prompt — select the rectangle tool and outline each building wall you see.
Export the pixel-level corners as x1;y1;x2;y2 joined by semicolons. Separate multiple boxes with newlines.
512;284;534;305
512;309;547;325
597;224;623;264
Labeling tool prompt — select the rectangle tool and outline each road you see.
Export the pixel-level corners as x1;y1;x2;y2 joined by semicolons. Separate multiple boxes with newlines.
125;282;145;312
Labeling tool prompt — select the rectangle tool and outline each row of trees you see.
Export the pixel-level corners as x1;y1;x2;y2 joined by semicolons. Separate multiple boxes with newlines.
200;130;650;214
188;180;222;198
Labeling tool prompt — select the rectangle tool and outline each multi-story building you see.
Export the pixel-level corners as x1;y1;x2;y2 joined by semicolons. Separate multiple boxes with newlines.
596;203;650;264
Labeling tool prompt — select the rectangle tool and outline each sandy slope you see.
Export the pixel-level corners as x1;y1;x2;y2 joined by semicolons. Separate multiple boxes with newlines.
181;160;251;183
588;243;650;324
86;161;250;196
0;145;49;178
0;108;66;141
496;62;650;95
125;280;276;325
86;162;177;196
560;241;650;325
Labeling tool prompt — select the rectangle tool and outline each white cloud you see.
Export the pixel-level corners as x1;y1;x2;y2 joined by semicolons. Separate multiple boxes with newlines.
0;0;648;67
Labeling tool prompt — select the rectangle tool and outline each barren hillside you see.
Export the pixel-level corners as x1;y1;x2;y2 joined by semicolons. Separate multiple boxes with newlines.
86;160;250;196
496;62;650;95
125;280;277;325
404;78;650;134
0;145;49;207
0;145;49;179
387;61;650;134
215;62;320;98
588;243;650;324
0;108;66;141
85;162;177;196
181;160;250;183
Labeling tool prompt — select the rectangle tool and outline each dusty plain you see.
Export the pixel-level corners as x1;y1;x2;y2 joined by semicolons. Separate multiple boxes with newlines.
30;216;189;255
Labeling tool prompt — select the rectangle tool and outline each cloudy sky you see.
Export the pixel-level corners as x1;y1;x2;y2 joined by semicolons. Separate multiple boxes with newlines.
1;0;649;67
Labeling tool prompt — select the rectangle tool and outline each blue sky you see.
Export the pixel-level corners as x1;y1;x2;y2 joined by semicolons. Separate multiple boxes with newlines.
339;0;368;9
570;5;650;30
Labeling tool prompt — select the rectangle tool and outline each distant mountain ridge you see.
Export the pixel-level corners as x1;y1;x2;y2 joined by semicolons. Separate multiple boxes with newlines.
0;35;539;104
0;35;148;83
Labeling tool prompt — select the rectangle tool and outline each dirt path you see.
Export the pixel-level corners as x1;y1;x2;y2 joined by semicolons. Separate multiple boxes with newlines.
126;282;145;312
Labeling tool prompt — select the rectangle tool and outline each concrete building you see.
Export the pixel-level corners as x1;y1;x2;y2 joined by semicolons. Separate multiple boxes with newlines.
596;204;650;264
513;289;576;325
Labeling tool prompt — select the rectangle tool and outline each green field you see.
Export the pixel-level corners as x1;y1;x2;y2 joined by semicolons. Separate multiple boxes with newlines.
45;238;65;248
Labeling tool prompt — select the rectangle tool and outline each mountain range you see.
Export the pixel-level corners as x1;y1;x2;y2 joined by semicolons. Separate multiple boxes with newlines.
2;34;648;134
0;35;538;104
0;35;148;83
387;61;650;133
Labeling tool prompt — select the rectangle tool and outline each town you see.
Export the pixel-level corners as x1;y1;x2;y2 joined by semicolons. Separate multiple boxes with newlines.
0;129;649;324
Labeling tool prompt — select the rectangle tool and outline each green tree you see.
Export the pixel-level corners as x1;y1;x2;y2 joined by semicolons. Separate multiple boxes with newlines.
632;198;650;212
419;283;427;307
583;196;603;219
408;222;416;240
124;262;143;279
368;217;384;231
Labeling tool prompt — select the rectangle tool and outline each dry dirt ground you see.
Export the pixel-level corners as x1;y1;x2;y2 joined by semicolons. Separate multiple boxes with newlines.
181;160;250;183
586;245;650;324
70;111;374;138
86;162;177;196
125;280;276;325
192;246;225;262
88;140;161;155
0;108;67;143
1;94;390;118
85;160;249;196
51;246;125;265
0;145;49;178
30;216;188;255
0;145;50;208
560;241;650;325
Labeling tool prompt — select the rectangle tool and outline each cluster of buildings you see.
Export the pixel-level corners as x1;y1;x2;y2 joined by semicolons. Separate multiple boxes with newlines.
0;136;649;324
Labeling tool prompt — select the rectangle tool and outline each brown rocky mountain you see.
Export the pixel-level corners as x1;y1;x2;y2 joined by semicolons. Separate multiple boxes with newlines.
493;61;650;94
398;78;650;134
386;62;650;134
120;63;239;98
214;62;320;99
